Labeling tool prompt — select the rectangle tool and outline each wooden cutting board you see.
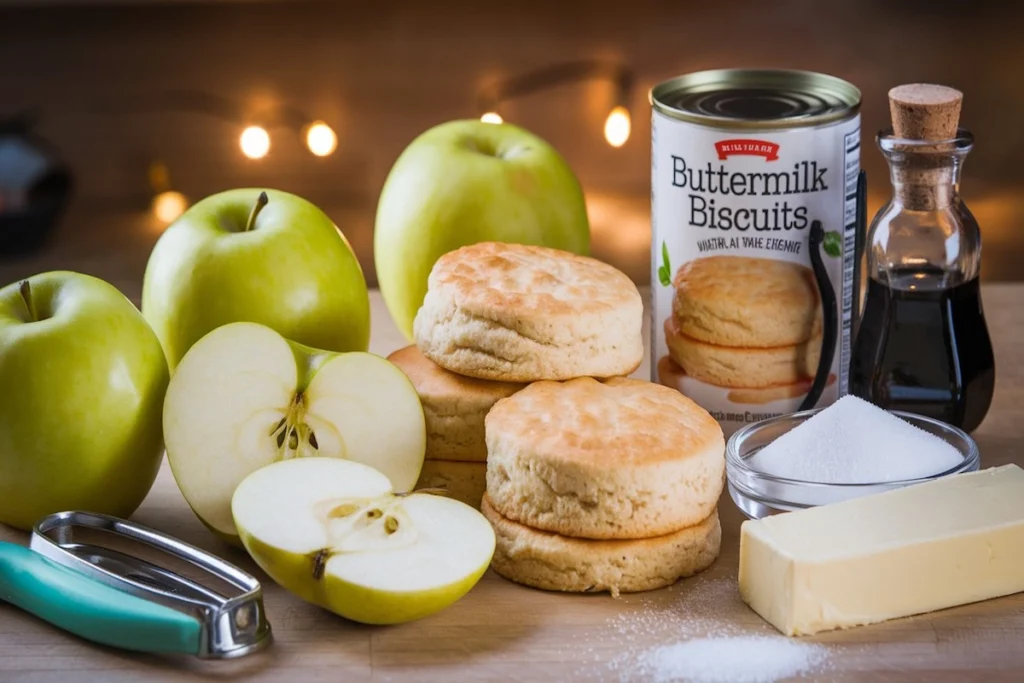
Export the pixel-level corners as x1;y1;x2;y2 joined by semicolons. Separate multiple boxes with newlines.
2;286;1023;682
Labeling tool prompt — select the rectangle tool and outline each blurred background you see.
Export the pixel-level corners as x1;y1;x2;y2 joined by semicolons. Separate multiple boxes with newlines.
1;0;1021;302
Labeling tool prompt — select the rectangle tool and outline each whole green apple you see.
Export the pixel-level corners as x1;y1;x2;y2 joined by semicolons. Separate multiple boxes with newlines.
143;188;370;371
0;272;169;531
374;120;590;339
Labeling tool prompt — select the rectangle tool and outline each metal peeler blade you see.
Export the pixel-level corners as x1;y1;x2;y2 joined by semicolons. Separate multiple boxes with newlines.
25;511;272;659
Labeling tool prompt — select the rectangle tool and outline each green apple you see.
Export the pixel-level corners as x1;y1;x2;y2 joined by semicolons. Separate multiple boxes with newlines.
0;272;169;530
164;321;426;543
143;188;370;371
232;457;495;625
374;120;591;338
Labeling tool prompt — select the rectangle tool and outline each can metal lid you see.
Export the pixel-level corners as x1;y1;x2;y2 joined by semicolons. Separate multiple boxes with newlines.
651;69;861;128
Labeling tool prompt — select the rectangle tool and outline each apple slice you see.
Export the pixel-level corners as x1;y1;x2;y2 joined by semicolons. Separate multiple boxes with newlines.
164;322;426;542
232;457;495;624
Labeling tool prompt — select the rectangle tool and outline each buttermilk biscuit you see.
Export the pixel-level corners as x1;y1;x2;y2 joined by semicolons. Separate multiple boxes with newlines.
413;242;643;382
664;318;821;388
728;382;816;405
656;355;688;389
659;356;835;409
673;256;821;348
415;460;487;509
387;345;524;462
658;356;831;406
485;377;725;539
483;496;720;596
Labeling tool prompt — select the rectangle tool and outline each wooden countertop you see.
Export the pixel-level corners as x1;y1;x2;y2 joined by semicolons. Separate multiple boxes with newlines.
2;286;1023;682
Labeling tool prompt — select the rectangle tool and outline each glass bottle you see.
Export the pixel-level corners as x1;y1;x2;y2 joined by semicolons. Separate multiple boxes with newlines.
849;127;995;432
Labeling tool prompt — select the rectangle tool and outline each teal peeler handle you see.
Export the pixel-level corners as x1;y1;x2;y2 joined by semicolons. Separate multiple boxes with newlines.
0;541;201;655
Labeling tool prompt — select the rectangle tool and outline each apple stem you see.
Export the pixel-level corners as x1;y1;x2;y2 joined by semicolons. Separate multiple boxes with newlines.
19;281;37;322
245;191;269;232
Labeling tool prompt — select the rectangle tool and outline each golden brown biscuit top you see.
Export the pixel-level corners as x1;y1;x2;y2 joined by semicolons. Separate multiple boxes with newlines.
486;377;724;466
426;242;639;318
673;255;818;313
387;345;525;403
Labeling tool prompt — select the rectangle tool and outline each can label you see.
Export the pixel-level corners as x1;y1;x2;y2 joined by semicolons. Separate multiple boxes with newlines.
651;110;860;436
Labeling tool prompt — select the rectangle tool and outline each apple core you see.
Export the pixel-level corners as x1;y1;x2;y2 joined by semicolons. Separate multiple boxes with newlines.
164;322;425;541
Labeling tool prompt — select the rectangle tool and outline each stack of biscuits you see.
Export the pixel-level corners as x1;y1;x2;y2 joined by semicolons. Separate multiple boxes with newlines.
661;255;824;404
387;344;524;508
483;377;725;596
395;241;726;596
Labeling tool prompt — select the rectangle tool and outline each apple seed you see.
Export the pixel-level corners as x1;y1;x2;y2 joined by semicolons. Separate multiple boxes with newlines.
384;516;399;535
288;428;299;451
308;431;319;450
366;508;383;520
276;429;287;449
269;417;286;436
311;549;330;580
328;502;360;518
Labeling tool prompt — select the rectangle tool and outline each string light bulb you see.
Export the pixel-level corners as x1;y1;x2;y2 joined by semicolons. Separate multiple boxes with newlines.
152;191;188;224
305;121;338;157
480;111;503;124
239;125;271;159
604;106;631;148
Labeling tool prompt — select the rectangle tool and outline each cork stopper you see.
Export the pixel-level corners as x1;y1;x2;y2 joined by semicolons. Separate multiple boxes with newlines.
889;84;962;141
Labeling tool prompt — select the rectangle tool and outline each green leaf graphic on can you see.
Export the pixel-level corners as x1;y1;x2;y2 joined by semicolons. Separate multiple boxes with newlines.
658;241;672;287
823;231;842;258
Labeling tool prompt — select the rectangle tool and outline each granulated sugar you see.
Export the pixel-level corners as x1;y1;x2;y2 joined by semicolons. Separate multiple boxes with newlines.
577;577;834;682
748;395;963;483
640;635;828;683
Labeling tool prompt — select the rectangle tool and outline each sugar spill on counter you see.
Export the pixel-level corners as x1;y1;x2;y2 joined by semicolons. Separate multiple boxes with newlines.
567;577;836;683
640;636;828;683
748;395;963;483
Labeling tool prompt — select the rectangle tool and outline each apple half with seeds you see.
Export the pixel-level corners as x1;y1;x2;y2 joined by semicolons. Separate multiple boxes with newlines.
232;457;495;624
164;322;426;543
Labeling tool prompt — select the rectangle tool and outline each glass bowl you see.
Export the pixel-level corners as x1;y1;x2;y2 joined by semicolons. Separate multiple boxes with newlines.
726;408;980;519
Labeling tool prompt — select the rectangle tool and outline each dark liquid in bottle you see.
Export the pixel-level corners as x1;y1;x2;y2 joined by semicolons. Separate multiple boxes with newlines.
850;268;995;432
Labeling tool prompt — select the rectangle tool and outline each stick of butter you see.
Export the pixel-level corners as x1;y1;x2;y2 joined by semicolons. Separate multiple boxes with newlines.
739;465;1024;636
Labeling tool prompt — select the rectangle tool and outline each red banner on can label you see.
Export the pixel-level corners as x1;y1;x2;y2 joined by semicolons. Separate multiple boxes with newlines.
714;139;780;161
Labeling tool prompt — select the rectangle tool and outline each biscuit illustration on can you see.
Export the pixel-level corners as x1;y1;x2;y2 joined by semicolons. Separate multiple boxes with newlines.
666;254;821;382
659;256;836;404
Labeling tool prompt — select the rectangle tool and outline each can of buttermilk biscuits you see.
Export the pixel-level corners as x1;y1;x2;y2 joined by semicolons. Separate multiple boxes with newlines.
650;69;861;436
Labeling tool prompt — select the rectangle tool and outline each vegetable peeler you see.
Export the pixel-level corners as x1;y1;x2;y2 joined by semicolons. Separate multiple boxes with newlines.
0;511;271;658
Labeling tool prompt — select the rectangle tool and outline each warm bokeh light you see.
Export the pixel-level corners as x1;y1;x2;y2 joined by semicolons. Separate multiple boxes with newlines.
604;106;631;148
305;121;338;157
240;125;271;159
152;191;188;224
480;111;503;124
147;161;171;193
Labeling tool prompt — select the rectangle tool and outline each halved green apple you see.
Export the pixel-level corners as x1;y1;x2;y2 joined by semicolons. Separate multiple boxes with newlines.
164;322;426;542
232;457;495;624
